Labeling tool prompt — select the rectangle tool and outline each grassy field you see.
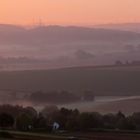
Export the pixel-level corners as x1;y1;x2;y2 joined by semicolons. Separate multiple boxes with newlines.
1;130;140;140
62;97;140;114
0;131;69;140
0;65;140;96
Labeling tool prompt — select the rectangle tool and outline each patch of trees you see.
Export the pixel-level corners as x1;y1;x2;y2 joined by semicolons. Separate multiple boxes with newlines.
29;91;94;105
0;104;140;132
115;60;140;66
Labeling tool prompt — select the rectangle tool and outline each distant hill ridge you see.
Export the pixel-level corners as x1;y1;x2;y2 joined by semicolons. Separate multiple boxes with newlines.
0;24;140;46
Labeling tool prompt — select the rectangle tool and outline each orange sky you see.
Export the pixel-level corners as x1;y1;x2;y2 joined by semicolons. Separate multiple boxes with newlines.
0;0;140;26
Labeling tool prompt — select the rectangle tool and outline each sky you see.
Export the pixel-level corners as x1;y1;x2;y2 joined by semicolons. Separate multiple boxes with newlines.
0;0;140;26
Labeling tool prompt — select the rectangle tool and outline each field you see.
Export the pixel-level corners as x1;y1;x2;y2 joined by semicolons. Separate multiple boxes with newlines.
62;96;140;114
1;130;140;140
0;65;140;114
0;65;140;96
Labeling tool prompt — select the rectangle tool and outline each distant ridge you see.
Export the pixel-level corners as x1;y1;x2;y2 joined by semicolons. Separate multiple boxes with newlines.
0;23;140;69
0;24;25;32
0;24;140;45
95;23;140;33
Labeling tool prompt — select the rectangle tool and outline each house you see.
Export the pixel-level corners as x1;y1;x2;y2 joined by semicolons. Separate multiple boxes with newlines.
53;122;60;131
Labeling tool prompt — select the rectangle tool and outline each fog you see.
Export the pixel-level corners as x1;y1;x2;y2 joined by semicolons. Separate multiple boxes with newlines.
0;24;140;70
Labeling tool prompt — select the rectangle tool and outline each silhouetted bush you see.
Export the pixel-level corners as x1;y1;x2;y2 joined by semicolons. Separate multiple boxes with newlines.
0;131;14;139
0;113;14;128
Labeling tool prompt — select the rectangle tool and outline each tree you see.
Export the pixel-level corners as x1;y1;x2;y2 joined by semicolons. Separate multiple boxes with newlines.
33;113;47;129
78;112;103;130
103;113;117;129
116;111;125;121
24;107;38;118
131;112;140;130
66;116;79;130
0;113;14;128
16;113;33;131
41;105;58;117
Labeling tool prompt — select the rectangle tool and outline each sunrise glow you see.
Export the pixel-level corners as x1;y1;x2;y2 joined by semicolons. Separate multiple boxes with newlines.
0;0;140;26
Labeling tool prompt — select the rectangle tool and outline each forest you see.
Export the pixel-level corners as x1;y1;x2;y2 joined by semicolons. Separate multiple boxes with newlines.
0;104;139;132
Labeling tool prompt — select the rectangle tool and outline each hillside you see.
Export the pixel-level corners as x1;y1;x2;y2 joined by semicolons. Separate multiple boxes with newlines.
0;24;140;69
0;24;140;46
0;65;140;96
93;98;140;114
67;97;140;114
95;23;140;33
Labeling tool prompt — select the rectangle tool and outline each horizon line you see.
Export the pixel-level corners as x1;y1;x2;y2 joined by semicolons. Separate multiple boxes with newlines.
0;22;140;28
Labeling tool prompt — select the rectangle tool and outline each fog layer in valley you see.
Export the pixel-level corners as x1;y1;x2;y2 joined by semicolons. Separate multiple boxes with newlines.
0;24;140;70
0;23;140;115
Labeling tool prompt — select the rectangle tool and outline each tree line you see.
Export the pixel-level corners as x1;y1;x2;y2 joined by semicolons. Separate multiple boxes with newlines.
0;104;140;131
28;90;94;104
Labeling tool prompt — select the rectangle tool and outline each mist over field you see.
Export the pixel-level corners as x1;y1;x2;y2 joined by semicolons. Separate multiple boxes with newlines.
0;24;140;70
1;1;140;139
0;23;139;114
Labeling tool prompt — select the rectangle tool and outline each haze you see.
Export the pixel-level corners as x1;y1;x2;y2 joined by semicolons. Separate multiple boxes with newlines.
0;0;140;25
0;1;140;137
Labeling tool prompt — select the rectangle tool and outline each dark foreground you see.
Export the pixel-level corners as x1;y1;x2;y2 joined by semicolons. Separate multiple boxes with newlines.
1;131;140;140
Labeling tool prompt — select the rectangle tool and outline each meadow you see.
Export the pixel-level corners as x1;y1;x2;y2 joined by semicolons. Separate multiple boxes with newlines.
0;65;140;96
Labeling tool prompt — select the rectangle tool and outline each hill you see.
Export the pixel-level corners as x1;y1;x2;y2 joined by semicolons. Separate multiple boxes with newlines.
0;24;140;69
68;97;140;114
95;23;140;33
0;24;140;46
0;65;140;96
93;98;140;114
